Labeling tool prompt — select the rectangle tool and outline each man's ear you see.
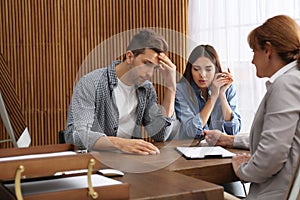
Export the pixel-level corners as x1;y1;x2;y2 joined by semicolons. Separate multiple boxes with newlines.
125;51;134;64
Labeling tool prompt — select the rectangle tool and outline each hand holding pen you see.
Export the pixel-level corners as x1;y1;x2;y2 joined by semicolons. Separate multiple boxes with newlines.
195;133;206;146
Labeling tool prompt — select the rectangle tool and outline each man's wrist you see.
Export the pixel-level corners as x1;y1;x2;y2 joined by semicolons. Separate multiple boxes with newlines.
107;136;124;149
164;80;176;93
165;87;176;95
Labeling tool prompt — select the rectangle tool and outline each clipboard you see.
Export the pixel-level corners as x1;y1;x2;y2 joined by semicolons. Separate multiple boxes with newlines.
176;146;236;160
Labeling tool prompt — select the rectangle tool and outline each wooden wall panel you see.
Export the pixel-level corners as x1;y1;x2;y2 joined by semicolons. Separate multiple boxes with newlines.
0;0;188;148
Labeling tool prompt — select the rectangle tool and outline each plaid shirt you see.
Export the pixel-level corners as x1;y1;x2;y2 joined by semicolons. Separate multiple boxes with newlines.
65;60;175;150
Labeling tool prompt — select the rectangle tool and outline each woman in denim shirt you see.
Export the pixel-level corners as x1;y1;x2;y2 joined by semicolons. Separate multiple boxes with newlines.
175;45;241;139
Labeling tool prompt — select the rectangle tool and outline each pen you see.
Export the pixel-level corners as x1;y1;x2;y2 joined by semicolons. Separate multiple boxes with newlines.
195;134;205;146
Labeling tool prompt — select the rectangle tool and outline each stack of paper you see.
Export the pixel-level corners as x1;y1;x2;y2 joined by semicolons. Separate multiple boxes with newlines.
176;146;236;159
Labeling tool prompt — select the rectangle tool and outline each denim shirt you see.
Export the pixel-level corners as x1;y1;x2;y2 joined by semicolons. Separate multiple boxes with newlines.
65;60;175;150
175;79;241;139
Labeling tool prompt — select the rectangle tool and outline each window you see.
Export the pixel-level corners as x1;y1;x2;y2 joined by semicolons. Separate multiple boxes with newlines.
188;0;300;132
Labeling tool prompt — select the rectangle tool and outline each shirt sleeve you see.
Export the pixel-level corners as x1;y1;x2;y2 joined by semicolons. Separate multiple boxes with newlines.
223;84;242;135
175;84;203;138
68;76;106;150
233;133;250;149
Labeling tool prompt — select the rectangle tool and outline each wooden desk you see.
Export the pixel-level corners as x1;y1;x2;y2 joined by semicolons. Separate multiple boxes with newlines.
162;140;248;184
115;170;223;200
0;140;245;200
1;141;241;200
92;139;249;199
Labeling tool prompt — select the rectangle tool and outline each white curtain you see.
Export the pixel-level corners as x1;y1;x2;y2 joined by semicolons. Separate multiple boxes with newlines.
188;0;300;133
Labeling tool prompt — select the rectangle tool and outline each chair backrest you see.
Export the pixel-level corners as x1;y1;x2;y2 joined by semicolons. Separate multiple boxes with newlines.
0;53;30;147
58;130;66;144
286;155;300;200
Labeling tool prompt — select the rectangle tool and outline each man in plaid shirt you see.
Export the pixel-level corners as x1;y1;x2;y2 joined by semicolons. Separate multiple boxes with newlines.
65;29;176;155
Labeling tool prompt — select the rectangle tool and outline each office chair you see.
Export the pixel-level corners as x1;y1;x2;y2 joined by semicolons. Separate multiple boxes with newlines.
0;53;31;147
58;130;66;144
285;155;300;200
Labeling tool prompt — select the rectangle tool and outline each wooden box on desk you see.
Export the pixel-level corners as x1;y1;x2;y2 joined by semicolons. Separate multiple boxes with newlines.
0;144;129;200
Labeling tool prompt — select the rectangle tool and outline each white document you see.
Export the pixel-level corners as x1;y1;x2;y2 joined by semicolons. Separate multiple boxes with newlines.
176;146;236;159
0;151;77;162
5;174;122;195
